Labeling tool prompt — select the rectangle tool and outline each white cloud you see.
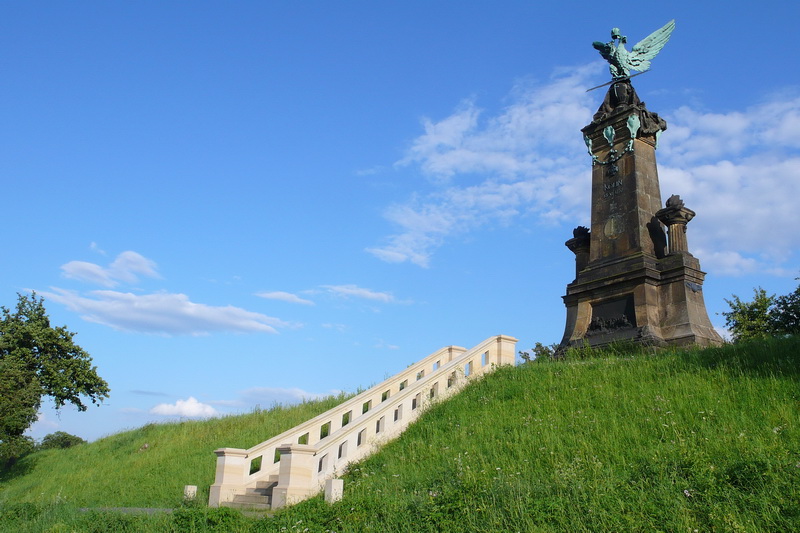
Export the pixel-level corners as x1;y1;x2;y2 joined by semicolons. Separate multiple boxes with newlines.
692;250;761;277
24;412;60;438
61;261;116;287
61;251;160;287
89;242;107;255
256;291;315;306
373;340;400;350
150;397;218;418
238;387;331;406
396;66;597;183
370;63;800;276
39;288;291;335
368;179;563;267
662;95;800;165
131;389;170;397
658;98;800;274
208;386;340;411
322;284;395;303
369;66;597;267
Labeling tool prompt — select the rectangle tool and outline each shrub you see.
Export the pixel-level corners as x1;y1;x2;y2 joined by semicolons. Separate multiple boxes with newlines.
39;431;87;451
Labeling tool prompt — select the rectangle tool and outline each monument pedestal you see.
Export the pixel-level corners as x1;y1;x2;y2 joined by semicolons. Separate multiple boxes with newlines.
559;82;722;350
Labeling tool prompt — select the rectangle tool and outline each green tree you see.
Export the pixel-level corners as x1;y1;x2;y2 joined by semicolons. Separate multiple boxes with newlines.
0;355;40;467
519;342;558;362
772;280;800;336
38;431;86;450
722;287;776;343
0;293;109;466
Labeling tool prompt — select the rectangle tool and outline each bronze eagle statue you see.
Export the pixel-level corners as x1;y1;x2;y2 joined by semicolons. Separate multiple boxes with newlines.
593;20;676;80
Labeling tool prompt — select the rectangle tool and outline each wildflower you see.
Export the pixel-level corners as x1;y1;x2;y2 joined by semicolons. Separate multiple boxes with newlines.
683;489;692;498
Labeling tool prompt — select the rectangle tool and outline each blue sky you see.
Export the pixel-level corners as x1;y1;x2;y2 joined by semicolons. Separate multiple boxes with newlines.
2;2;798;442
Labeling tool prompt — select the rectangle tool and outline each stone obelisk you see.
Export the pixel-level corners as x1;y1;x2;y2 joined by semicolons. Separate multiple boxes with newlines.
559;23;722;349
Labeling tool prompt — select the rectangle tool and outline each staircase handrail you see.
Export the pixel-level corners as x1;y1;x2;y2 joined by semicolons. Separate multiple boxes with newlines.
209;334;517;507
239;344;464;459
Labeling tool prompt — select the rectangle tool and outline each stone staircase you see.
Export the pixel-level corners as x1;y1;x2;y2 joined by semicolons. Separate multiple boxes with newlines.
209;335;517;511
221;477;278;511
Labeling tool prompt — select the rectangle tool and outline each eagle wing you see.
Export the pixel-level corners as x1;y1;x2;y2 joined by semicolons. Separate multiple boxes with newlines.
628;19;676;73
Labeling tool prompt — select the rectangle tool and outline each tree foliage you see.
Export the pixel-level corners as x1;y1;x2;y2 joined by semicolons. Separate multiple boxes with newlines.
772;282;800;336
38;431;86;451
722;287;776;342
0;293;109;465
519;342;558;362
0;355;42;443
722;280;800;342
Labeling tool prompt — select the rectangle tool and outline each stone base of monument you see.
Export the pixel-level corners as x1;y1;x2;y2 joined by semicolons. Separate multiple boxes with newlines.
560;251;722;350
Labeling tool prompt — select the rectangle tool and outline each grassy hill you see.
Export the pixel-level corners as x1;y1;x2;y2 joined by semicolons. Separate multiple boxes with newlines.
0;394;350;508
1;336;798;532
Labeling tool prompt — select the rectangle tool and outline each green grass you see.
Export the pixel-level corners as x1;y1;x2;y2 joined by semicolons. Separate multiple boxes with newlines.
1;337;798;531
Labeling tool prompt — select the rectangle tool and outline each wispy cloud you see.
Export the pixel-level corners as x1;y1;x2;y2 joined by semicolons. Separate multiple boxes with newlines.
373;339;400;350
369;65;598;267
239;386;332;405
61;251;160;287
370;63;800;275
210;386;339;410
657;97;800;275
256;291;315;306
89;242;107;256
40;288;291;335
49;250;296;335
150;397;218;418
130;389;170;397
322;284;395;303
26;412;60;437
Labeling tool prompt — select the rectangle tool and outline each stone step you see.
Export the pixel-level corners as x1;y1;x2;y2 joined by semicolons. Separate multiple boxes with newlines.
221;500;271;512
249;482;277;496
232;493;270;505
258;475;279;485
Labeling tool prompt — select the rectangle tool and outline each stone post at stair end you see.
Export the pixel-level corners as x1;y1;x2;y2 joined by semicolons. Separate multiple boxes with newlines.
271;444;317;510
209;448;249;507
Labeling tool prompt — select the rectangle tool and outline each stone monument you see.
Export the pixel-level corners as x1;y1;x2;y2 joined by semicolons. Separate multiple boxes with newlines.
559;21;723;349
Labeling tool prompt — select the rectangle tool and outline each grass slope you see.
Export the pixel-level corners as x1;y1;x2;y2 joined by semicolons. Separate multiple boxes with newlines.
2;337;799;531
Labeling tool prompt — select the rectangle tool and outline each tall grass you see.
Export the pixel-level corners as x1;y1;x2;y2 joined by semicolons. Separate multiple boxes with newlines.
1;337;798;531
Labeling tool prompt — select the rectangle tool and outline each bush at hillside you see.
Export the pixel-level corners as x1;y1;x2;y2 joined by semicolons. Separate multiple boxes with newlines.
38;432;86;451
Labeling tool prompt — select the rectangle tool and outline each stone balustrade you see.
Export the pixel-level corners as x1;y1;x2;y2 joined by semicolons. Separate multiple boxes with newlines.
209;334;517;508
